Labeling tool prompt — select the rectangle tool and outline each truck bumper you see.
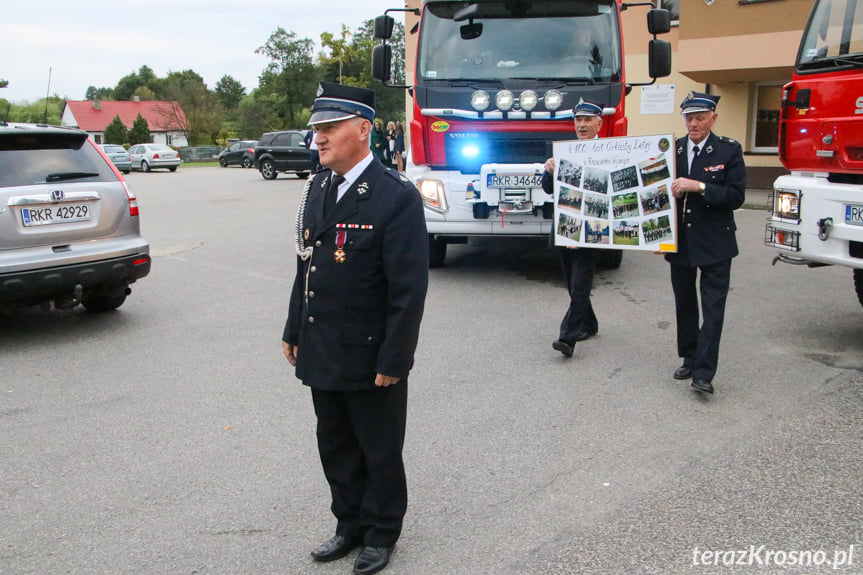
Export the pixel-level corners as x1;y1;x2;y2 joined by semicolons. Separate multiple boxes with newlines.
767;173;863;268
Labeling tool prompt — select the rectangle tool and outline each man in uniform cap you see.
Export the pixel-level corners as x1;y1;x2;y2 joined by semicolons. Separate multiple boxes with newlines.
667;92;746;394
282;82;428;574
541;100;608;358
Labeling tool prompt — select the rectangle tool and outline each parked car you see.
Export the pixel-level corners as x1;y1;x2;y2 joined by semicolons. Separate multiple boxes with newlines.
254;130;310;180
128;143;181;172
219;140;257;168
0;123;151;312
99;144;132;174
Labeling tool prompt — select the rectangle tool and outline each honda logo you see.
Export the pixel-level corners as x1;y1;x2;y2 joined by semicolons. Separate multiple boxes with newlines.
51;189;64;202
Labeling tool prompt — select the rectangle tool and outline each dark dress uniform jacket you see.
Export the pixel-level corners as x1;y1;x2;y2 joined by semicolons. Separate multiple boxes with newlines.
283;160;429;390
665;133;746;267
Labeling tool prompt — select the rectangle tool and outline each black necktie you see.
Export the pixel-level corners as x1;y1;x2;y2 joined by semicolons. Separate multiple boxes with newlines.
324;174;345;216
691;145;700;172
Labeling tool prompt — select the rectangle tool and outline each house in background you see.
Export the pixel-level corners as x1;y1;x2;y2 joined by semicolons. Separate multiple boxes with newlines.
61;98;189;147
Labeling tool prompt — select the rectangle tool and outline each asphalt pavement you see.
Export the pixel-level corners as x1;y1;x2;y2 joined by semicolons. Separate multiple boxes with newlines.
0;168;860;575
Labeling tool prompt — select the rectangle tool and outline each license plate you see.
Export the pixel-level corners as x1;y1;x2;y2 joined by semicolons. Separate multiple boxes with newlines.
486;174;543;188
846;204;863;226
21;203;92;227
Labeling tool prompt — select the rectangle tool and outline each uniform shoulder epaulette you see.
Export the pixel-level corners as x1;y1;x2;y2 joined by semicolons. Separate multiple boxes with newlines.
382;167;412;186
719;136;739;145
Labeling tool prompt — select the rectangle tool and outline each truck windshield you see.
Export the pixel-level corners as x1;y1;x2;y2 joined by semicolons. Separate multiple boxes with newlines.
798;0;863;70
418;0;622;83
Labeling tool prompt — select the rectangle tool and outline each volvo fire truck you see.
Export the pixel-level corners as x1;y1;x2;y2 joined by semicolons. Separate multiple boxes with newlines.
373;0;671;266
766;0;863;307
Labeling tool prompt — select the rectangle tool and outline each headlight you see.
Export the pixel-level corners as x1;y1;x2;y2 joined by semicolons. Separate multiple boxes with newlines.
544;90;563;111
519;90;538;111
417;178;448;213
496;90;514;111
773;188;800;222
471;90;490;112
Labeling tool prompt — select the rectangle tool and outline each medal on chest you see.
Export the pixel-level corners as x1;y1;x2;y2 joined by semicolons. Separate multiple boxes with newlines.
334;230;347;263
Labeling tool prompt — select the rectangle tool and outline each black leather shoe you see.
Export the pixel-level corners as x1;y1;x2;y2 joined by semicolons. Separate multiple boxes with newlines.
691;379;714;394
353;546;394;575
574;330;597;342
311;535;361;562
552;339;574;358
673;365;692;380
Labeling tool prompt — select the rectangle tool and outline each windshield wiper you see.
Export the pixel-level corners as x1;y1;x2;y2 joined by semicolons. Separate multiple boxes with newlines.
45;171;99;182
800;54;863;69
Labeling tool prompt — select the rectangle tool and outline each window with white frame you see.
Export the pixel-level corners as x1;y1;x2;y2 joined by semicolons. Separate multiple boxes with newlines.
751;83;782;153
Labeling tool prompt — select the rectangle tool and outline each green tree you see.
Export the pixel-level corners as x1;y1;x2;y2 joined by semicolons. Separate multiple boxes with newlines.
128;113;151;144
131;86;157;101
1;79;9;89
256;28;320;128
214;75;246;111
85;85;114;100
114;65;161;100
162;69;219;145
319;20;407;123
8;97;63;124
103;114;128;144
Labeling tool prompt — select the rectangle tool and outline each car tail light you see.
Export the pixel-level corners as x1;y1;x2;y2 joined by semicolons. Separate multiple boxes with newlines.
246;148;254;153
123;181;139;217
153;153;160;159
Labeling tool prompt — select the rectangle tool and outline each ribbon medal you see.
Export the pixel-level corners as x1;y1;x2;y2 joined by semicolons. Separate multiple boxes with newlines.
334;230;347;263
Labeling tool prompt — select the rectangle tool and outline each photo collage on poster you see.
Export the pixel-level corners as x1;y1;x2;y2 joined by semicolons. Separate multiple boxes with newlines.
552;134;677;252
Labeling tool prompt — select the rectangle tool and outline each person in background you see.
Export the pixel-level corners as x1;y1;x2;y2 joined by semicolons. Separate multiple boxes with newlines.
283;82;429;574
542;100;604;358
371;119;387;163
667;92;746;395
386;120;396;166
393;121;406;172
304;128;321;173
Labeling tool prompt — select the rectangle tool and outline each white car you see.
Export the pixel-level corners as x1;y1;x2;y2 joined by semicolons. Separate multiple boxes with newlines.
128;143;181;172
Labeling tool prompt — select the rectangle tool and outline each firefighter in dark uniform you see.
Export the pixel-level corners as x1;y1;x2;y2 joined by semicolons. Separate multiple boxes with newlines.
542;100;604;358
282;83;428;574
667;92;746;394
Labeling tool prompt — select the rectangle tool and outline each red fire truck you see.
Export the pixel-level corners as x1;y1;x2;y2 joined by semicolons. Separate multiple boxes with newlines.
373;0;671;266
766;0;863;306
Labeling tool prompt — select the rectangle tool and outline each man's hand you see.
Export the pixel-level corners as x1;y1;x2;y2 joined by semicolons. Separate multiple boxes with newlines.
375;373;400;387
544;157;555;174
282;341;297;366
671;177;701;198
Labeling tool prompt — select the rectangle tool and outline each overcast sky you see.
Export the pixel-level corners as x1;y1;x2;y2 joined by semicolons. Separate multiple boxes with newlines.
1;0;403;103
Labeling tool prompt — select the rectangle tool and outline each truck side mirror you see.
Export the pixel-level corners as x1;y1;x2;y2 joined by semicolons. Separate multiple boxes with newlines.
647;8;671;35
372;44;392;82
649;39;672;78
374;15;395;40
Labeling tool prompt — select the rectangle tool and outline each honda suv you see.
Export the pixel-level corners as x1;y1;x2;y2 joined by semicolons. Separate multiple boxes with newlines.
0;123;151;312
254;130;311;180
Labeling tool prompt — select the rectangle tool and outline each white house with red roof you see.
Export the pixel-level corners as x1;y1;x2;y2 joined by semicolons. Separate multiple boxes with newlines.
61;98;189;147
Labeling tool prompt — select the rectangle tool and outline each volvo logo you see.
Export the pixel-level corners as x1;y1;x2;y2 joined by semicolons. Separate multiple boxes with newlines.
447;133;480;139
51;189;65;202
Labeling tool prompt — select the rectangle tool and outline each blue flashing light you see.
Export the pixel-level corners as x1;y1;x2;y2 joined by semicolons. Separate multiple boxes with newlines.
461;144;480;159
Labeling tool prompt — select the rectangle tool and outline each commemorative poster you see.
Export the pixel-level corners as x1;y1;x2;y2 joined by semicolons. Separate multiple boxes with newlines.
552;134;677;253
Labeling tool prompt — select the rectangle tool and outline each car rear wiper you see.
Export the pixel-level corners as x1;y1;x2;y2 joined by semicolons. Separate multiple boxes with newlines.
46;171;100;182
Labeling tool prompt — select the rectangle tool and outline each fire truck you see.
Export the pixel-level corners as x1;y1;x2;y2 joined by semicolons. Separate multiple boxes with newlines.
372;0;671;267
766;0;863;306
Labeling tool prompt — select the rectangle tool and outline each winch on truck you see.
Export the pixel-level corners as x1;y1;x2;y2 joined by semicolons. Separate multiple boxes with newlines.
371;0;672;267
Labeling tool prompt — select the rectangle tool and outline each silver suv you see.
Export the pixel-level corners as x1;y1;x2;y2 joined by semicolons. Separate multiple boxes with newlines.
0;123;151;312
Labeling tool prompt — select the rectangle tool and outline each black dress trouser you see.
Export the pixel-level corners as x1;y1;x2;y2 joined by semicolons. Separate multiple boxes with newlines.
558;247;599;344
669;259;732;382
311;382;408;548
